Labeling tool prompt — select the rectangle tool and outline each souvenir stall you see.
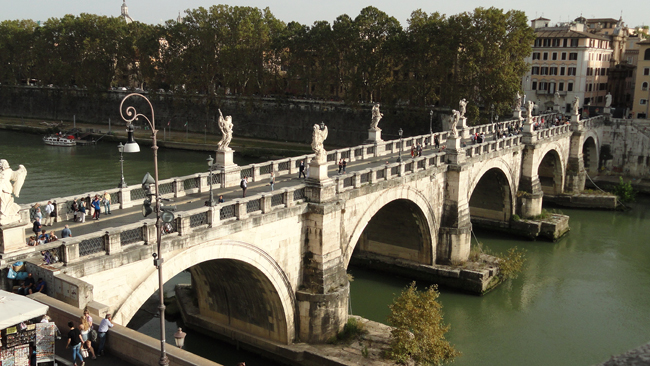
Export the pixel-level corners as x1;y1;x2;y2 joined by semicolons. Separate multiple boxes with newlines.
0;291;54;366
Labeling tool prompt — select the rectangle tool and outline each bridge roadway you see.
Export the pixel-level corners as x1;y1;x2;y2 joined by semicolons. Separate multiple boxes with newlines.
1;112;604;352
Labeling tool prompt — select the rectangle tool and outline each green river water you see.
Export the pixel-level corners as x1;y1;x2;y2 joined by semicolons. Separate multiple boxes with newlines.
3;130;648;366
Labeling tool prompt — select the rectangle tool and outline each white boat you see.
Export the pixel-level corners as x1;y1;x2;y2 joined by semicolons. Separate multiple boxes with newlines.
43;135;76;146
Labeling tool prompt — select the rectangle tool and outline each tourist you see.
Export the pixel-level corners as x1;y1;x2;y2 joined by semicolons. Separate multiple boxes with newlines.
103;192;111;215
97;314;114;356
38;229;49;245
78;200;86;223
62;224;72;238
298;160;306;179
342;159;347;173
28;236;37;246
434;135;440;149
66;321;84;366
338;159;343;174
32;278;46;294
79;316;96;359
83;308;93;327
44;201;55;226
92;195;101;220
269;172;275;191
240;176;248;198
34;207;42;223
18;273;35;295
71;198;79;222
32;217;42;236
218;195;224;203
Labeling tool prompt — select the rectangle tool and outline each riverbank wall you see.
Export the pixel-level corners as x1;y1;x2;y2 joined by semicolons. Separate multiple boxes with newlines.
174;284;395;366
0;86;446;146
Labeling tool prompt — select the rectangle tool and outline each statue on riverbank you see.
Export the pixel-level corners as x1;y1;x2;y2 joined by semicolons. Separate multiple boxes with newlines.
450;110;461;138
459;99;467;117
370;103;383;131
572;96;580;115
0;159;27;226
605;92;612;108
311;123;329;165
525;101;535;119
217;109;233;151
554;91;561;106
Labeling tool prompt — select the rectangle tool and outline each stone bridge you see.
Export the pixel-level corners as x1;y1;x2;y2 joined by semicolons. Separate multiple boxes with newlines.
1;113;604;347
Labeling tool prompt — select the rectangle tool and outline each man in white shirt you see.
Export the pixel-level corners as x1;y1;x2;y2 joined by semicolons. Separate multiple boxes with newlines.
44;201;55;226
97;314;114;356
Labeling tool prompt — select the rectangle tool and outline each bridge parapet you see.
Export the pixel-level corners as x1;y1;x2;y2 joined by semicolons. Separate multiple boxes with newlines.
464;135;524;158
534;124;572;141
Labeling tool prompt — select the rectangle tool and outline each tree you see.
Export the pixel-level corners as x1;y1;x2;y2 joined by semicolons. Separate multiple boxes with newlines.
0;19;38;85
387;282;460;365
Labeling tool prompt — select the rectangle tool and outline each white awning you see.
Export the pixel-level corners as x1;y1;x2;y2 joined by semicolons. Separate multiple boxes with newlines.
0;290;49;329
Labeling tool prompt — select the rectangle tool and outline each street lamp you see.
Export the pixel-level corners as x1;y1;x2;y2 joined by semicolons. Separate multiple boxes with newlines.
173;328;187;349
429;110;434;134
119;93;169;366
117;143;128;188
397;128;403;163
205;155;215;206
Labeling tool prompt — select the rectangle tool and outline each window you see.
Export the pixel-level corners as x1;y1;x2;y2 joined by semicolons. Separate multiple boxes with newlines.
571;39;578;47
560;67;566;75
561;52;567;60
541;67;548;75
588;83;593;92
539;82;548;90
644;68;650;76
587;68;593;76
641;99;648;105
645;49;650;60
599;83;607;90
601;68;606;75
534;38;542;47
552;39;560;47
552;52;558;60
543;38;551;47
595;68;600;76
597;96;603;103
532;81;537;90
531;66;540;75
543;52;548;60
563;39;568;47
643;82;648;91
559;82;564;91
568;83;574;91
567;67;577;76
532;52;541;60
550;67;558;75
569;53;578;60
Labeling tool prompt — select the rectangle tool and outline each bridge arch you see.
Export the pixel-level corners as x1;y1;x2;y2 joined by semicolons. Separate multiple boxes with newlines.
113;240;295;344
536;145;566;195
468;160;516;222
343;186;437;267
582;133;599;175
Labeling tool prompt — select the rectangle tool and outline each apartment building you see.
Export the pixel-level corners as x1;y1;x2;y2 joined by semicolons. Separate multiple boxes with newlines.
523;17;614;114
631;40;650;118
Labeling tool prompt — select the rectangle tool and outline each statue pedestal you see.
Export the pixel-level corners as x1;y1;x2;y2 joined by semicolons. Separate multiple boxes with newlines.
307;162;329;182
513;110;522;119
604;107;611;115
460;116;470;139
554;104;561;112
571;113;580;123
445;136;465;164
0;222;29;255
305;163;335;203
215;149;235;169
367;129;382;143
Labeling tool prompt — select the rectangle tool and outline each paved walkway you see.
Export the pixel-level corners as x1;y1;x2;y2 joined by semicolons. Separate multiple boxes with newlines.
54;337;137;366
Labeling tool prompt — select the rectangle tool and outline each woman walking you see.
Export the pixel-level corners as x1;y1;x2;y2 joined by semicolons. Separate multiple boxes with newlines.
79;316;96;359
92;195;101;220
270;172;275;191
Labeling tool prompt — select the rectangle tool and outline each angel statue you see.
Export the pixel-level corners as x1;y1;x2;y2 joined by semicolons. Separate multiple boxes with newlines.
311;123;329;165
514;91;522;110
554;91;561;106
572;96;580;115
450;110;461;138
605;92;612;108
370;103;383;131
217;109;233;151
525;101;535;119
459;98;467;117
0;159;27;225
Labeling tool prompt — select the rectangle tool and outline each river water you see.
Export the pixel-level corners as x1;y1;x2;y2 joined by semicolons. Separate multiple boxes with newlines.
2;129;648;366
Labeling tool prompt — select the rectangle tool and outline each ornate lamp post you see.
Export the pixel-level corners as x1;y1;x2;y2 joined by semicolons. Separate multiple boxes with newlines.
119;93;169;366
397;128;403;163
117;143;128;188
205;155;215;206
173;328;187;349
429;110;434;134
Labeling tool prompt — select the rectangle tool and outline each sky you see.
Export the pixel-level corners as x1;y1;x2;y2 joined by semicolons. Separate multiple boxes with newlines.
0;0;648;29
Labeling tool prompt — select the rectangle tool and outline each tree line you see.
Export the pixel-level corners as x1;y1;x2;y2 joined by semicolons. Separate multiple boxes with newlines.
0;5;534;116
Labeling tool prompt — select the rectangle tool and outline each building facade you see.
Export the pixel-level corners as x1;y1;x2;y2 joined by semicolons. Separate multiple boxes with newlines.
523;18;614;114
631;40;650;118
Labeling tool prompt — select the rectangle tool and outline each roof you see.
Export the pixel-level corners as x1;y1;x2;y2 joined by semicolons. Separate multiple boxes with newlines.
0;290;49;329
586;18;619;24
532;17;551;21
534;28;611;41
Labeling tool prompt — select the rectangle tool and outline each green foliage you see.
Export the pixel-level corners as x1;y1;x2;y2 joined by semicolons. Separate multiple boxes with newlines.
511;213;521;221
496;247;526;280
329;318;367;344
613;177;636;203
387;282;460;365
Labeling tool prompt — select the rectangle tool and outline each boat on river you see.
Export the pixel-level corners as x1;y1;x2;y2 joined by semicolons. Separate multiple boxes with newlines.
43;134;76;146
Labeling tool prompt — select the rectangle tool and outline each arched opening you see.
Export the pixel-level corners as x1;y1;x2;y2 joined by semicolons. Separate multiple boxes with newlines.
538;150;563;194
469;168;512;222
352;199;432;265
583;136;598;174
188;259;289;343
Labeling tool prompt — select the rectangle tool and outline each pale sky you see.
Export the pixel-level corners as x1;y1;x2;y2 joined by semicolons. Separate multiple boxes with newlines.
0;0;648;29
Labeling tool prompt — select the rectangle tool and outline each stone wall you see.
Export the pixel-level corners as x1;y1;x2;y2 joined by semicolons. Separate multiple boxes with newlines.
601;119;650;177
0;86;446;146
